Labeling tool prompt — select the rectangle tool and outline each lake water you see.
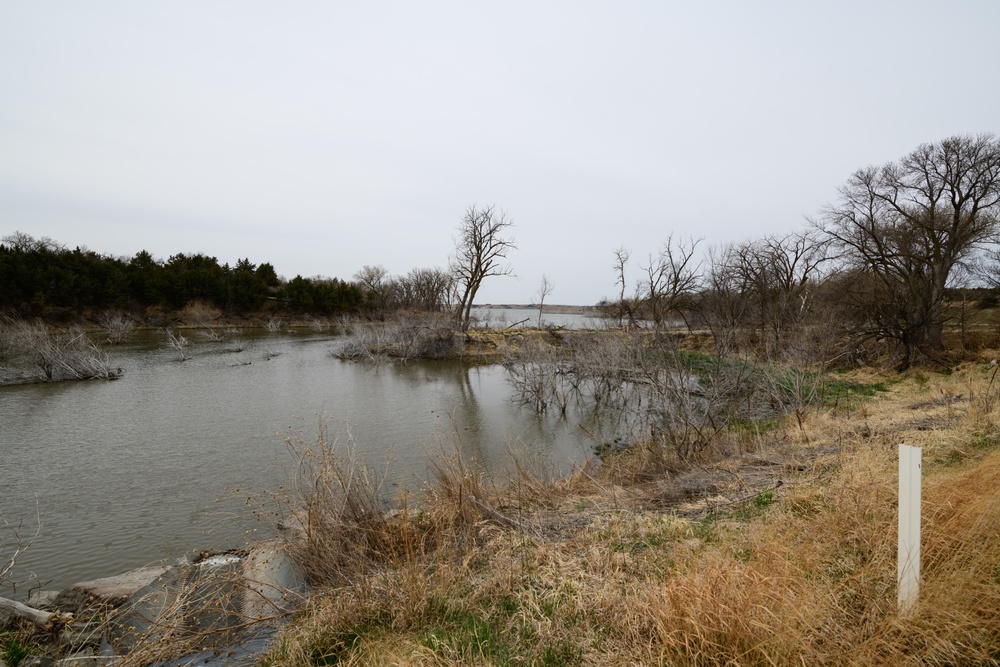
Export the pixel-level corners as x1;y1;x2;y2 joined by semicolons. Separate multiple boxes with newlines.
472;307;605;330
0;328;595;594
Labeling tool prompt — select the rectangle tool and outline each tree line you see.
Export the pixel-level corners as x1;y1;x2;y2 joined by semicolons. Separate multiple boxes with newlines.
605;133;1000;370
0;234;363;319
6;132;997;369
0;203;518;329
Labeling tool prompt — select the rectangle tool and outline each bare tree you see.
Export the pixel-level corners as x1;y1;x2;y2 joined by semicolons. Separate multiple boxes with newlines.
450;205;517;331
612;246;635;330
697;233;828;358
639;235;702;336
536;274;554;328
354;265;393;314
1;231;64;253
819;133;1000;368
394;268;452;312
698;244;752;355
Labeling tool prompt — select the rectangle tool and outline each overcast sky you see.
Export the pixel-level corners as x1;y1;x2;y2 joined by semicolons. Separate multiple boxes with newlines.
1;1;997;305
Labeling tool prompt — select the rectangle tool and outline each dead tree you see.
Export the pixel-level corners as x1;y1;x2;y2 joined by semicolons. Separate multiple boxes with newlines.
639;235;702;336
450;205;517;332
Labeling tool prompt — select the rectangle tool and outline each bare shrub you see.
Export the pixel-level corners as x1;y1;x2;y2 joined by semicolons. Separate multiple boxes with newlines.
162;327;189;361
0;316;120;381
504;332;777;464
335;321;385;362
0;506;74;631
968;362;1000;426
98;310;136;344
425;430;517;535
642;356;726;463
276;418;520;592
56;331;121;380
336;314;461;362
502;336;573;413
199;329;224;343
227;330;248;353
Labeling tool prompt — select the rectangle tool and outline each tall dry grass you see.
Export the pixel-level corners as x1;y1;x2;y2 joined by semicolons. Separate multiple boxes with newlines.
633;446;1000;666
279;424;398;588
265;366;1000;666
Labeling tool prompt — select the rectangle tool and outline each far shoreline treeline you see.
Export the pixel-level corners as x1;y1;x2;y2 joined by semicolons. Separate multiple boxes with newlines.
0;204;522;328
0;232;367;322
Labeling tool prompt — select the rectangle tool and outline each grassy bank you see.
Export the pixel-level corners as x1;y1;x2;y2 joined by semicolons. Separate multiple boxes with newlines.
262;362;1000;666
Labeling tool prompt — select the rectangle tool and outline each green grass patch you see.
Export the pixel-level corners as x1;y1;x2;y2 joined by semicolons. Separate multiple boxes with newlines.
728;416;783;436
970;431;1000;451
735;489;776;521
413;595;584;666
691;512;722;542
821;378;894;408
1;637;34;667
305;612;391;666
418;603;515;664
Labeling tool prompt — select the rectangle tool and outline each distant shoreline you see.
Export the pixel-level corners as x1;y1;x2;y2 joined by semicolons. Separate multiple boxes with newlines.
472;304;600;315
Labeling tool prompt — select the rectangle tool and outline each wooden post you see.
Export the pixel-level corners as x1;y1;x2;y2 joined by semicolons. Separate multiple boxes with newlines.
897;444;922;615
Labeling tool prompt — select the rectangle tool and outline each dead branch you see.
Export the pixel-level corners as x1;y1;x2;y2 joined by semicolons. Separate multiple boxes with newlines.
0;595;73;628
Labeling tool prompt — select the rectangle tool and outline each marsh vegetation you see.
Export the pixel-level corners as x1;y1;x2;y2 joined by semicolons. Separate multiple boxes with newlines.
257;361;1000;666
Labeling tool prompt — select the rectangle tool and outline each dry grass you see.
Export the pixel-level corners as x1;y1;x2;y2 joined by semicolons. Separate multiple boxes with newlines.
262;362;1000;666
179;299;222;327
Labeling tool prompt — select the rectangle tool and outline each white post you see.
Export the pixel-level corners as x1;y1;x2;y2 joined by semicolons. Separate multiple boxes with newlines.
897;444;922;614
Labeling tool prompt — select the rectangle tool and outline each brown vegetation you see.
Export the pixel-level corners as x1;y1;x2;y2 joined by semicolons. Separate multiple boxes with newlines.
261;360;1000;666
0;315;121;383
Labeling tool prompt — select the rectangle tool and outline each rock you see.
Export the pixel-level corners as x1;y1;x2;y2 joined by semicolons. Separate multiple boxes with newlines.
26;590;60;610
241;540;306;619
52;565;169;613
59;620;104;651
104;544;307;662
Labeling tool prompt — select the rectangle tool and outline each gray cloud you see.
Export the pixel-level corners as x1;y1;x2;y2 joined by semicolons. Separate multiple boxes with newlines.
2;1;997;304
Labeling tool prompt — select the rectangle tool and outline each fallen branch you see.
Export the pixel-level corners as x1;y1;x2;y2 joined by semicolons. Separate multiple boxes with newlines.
504;319;530;330
0;596;73;628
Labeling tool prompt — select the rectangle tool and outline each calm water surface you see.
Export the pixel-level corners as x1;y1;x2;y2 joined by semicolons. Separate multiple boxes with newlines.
0;329;592;594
